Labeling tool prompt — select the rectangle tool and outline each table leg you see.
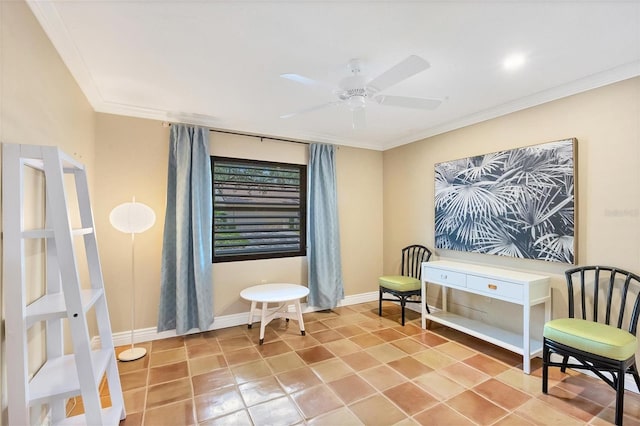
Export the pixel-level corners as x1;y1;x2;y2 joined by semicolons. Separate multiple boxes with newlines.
544;297;551;323
442;287;448;313
421;280;426;329
247;300;257;329
294;299;305;336
523;303;531;374
259;302;268;345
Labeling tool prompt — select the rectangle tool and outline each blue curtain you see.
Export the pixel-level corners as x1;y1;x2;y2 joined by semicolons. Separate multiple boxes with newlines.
158;124;213;334
308;143;344;309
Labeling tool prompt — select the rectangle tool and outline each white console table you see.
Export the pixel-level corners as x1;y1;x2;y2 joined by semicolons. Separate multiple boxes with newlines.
421;260;551;374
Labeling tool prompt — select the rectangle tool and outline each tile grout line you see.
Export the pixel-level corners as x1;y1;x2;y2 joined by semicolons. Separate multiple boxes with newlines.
183;339;199;426
140;346;150;426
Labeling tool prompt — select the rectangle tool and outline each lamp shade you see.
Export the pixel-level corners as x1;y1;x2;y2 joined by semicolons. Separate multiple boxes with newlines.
109;201;156;234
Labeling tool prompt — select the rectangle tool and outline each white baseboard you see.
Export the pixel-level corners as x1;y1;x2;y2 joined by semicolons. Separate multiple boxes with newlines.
338;291;379;306
625;376;639;394
93;291;381;348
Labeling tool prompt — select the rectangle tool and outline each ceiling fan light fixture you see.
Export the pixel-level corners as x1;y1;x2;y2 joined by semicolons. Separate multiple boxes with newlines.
352;106;366;130
347;95;366;111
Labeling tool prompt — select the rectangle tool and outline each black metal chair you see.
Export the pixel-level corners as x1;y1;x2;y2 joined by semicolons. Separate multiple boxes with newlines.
379;244;432;326
542;265;640;425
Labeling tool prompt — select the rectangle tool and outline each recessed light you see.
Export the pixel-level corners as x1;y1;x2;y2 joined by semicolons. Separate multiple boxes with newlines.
503;53;526;71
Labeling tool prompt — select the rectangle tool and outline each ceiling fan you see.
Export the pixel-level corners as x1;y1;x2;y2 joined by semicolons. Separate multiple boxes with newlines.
280;55;442;129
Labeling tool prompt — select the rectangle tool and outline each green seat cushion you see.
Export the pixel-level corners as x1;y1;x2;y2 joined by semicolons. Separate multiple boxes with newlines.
544;318;638;361
379;275;421;292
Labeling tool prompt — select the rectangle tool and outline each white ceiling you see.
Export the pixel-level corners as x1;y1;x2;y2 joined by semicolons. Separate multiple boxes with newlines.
29;1;640;151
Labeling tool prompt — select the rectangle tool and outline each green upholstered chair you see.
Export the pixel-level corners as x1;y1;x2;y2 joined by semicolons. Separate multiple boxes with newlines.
542;265;640;425
379;244;432;326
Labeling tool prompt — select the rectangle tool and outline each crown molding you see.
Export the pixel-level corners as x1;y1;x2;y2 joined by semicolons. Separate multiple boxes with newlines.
27;0;104;106
382;60;640;150
67;60;640;152
96;101;387;150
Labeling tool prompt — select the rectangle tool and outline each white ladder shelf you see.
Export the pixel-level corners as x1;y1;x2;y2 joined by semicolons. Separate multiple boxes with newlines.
2;143;125;425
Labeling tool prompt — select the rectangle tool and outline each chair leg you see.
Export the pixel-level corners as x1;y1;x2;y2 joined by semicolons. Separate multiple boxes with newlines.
400;297;406;326
615;365;625;425
378;288;383;317
542;340;549;394
560;355;569;373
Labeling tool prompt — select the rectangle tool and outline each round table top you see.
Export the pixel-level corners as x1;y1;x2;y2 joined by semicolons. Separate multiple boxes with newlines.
240;283;309;303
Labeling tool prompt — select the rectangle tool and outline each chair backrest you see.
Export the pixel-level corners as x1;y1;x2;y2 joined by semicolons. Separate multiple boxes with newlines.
565;265;640;335
401;245;433;280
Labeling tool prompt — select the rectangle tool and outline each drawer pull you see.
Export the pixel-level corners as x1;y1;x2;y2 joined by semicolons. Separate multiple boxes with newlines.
487;284;498;290
441;274;448;279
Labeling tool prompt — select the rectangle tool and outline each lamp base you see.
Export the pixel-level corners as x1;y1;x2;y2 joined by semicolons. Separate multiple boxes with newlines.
118;347;147;362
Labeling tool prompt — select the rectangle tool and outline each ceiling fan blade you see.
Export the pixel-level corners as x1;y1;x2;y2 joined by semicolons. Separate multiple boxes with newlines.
366;55;430;94
374;95;442;110
352;107;366;130
280;101;339;119
280;73;337;91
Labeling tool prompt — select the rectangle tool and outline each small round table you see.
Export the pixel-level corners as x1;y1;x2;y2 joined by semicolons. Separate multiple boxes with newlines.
240;283;309;344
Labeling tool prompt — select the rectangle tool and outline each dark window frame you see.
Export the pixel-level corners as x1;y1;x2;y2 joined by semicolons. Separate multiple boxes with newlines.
211;156;307;263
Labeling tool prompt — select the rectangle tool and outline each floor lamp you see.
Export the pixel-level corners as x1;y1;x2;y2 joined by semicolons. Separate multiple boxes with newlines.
110;197;156;362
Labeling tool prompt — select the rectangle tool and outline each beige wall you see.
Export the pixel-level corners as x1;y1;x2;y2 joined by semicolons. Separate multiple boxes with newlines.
94;115;169;335
94;118;385;332
383;76;640;338
0;1;96;424
336;146;384;296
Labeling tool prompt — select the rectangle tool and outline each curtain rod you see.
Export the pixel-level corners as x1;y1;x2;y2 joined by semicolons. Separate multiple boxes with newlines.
162;121;309;146
209;128;309;146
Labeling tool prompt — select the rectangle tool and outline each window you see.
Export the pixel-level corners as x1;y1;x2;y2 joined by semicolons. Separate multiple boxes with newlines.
212;156;307;262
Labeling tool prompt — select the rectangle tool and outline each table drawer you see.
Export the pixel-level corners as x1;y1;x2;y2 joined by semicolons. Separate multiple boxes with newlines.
424;267;466;288
467;274;523;302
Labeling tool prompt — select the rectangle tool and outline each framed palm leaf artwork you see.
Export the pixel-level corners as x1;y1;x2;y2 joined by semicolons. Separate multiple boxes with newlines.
435;138;576;263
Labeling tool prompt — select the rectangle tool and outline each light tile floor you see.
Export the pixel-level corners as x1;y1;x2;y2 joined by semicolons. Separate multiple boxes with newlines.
68;302;640;425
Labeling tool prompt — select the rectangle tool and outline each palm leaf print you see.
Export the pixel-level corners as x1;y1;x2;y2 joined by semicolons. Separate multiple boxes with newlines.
434;139;576;263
